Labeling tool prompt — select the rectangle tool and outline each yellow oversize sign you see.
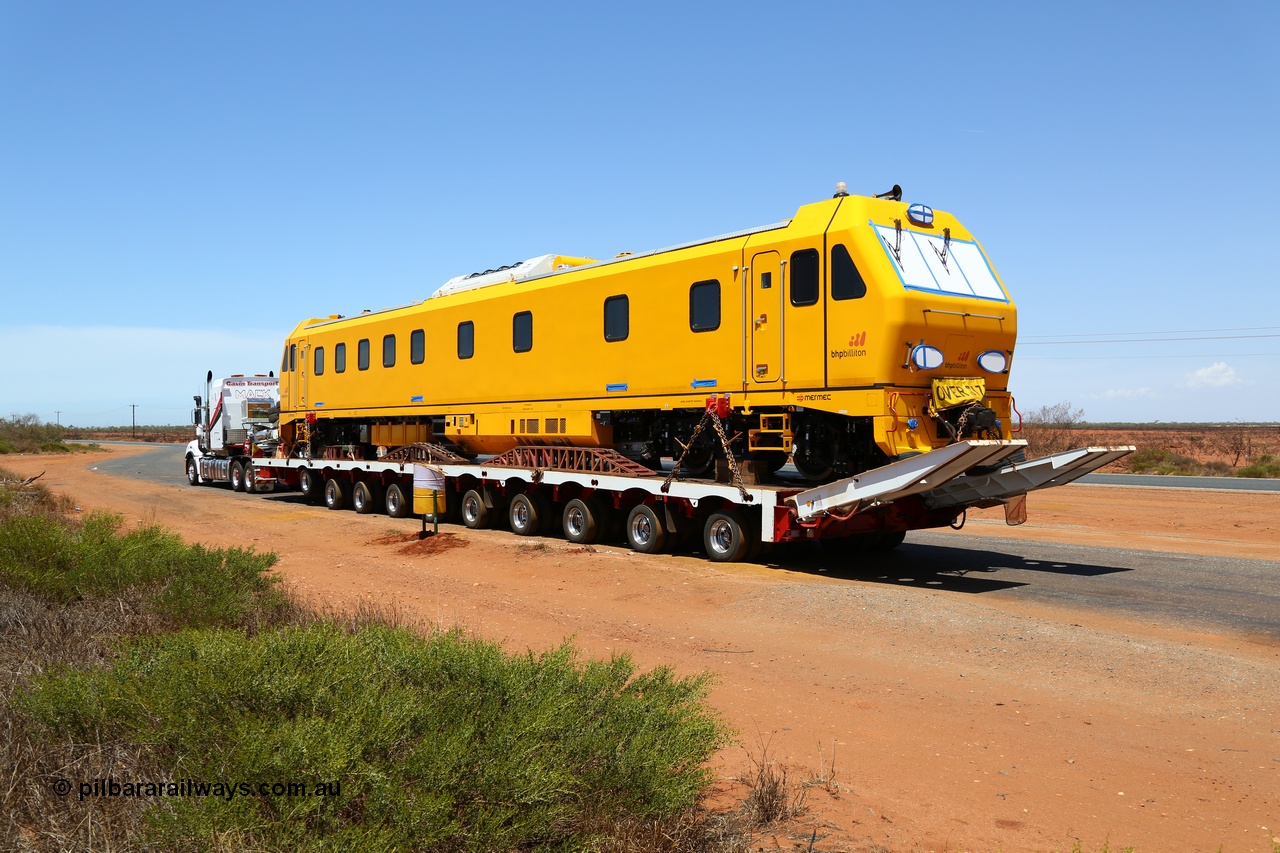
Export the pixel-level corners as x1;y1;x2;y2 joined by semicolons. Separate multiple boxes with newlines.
932;377;986;409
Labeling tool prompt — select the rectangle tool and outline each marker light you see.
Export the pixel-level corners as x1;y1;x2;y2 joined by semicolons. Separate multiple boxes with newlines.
911;344;945;370
976;350;1009;373
907;204;934;226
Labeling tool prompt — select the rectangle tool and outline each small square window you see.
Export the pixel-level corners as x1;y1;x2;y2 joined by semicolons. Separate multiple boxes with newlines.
358;339;370;371
314;346;324;376
604;295;628;342
411;329;425;364
690;280;720;332
458;321;474;359
335;342;346;373
790;248;820;306
383;334;396;368
513;311;533;353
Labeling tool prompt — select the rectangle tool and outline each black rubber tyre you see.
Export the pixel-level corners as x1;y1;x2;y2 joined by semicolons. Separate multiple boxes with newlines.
460;489;491;529
384;483;411;518
625;504;667;554
323;478;346;510
352;480;378;514
874;531;906;551
230;460;247;492
299;469;323;503
185;456;200;486
703;509;750;563
509;493;543;536
562;497;603;544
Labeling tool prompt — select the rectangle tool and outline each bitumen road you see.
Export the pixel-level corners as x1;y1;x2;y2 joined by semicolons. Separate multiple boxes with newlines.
88;443;1280;644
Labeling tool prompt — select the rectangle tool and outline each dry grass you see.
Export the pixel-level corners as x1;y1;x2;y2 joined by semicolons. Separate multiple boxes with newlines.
0;588;169;850
740;736;808;825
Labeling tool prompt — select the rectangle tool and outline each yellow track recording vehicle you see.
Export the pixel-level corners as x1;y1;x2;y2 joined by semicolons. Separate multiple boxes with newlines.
277;185;1018;482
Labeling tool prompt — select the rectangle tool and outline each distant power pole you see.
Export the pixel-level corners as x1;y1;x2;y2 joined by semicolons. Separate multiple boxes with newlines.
54;411;61;426
131;404;137;439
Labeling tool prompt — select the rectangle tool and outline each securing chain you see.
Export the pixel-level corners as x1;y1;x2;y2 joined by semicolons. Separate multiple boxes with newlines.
662;407;750;501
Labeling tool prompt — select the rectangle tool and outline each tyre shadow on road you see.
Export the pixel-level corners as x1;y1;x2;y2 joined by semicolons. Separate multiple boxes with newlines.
760;542;1132;594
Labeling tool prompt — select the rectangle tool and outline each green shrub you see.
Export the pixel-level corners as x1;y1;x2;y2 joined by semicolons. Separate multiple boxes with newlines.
0;414;70;454
1237;453;1280;478
1127;447;1205;475
21;624;731;851
0;510;286;630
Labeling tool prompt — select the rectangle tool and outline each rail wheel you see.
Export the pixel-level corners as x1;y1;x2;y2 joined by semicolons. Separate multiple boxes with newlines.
461;489;491;529
185;456;200;486
703;509;750;563
562;497;603;544
323;478;346;510
752;451;789;476
626;504;667;554
384;483;411;519
230;461;246;492
352;481;379;514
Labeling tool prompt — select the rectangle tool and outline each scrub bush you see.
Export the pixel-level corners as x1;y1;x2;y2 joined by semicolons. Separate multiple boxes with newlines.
20;625;730;851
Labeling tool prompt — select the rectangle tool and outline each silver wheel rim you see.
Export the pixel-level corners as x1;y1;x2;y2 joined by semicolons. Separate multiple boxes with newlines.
513;500;530;531
709;518;735;556
463;497;479;524
387;490;400;513
566;506;585;537
354;487;365;510
630;514;652;546
187;461;197;483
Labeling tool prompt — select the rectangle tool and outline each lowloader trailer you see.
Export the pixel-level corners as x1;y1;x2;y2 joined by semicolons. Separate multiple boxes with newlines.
237;397;1132;563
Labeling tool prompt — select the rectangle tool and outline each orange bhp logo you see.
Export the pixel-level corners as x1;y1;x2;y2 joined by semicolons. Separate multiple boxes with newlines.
848;331;867;347
955;350;970;362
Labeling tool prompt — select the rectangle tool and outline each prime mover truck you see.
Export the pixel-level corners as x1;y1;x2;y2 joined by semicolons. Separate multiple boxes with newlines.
185;371;280;491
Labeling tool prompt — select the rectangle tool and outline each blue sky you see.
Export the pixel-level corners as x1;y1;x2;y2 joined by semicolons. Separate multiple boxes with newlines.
2;1;1277;426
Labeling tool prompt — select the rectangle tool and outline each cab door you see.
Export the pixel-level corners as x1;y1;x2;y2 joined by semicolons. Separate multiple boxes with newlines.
749;250;783;384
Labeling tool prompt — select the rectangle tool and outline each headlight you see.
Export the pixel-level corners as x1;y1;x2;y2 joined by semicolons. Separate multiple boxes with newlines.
976;350;1009;373
911;344;944;370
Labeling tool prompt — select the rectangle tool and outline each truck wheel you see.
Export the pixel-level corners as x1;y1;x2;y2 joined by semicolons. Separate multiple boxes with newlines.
460;489;490;529
324;478;346;510
385;483;411;519
352;481;379;514
703;509;750;563
626;504;667;554
509;493;543;536
299;469;323;503
230;461;247;492
873;531;906;551
185;456;200;486
562;497;603;544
